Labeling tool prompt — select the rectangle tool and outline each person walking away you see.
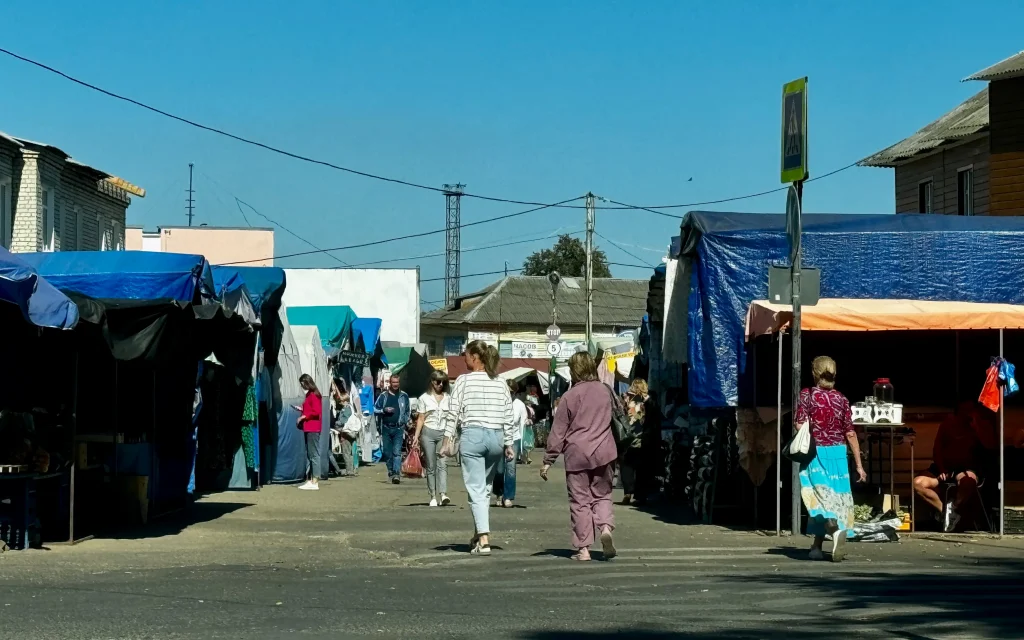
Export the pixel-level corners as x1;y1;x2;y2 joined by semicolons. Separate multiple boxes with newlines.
375;374;410;484
541;352;618;562
494;380;529;508
797;356;866;562
415;370;453;507
297;374;323;491
441;340;515;556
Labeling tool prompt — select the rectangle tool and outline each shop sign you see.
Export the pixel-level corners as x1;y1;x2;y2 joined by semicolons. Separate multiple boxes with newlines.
512;341;547;358
468;331;499;346
429;357;448;373
338;350;370;367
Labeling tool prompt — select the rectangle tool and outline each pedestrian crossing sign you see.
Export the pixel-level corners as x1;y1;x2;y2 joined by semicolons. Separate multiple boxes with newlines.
780;77;808;183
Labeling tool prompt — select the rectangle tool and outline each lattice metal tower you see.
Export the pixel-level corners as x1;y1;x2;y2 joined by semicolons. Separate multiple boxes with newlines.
443;183;465;306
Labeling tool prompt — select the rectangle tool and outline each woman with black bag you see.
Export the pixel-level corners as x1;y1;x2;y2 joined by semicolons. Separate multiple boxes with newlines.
794;356;866;562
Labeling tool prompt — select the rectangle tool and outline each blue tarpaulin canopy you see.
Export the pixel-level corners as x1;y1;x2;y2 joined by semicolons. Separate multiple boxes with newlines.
19;251;214;304
211;266;286;318
0;246;78;329
680;211;1024;408
351;317;382;352
286;305;356;349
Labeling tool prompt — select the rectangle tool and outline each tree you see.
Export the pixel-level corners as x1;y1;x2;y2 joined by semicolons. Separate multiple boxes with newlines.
522;234;611;278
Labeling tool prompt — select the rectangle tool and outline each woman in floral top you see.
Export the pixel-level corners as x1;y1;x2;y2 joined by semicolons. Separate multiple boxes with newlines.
795;356;866;562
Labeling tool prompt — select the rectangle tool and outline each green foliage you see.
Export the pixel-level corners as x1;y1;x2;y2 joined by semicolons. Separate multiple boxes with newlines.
522;235;611;278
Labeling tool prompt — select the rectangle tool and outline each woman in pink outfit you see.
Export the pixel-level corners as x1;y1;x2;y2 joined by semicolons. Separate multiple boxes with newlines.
541;352;618;561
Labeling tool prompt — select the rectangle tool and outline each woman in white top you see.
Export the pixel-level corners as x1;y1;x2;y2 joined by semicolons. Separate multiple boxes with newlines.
442;340;515;556
413;370;452;507
493;379;530;508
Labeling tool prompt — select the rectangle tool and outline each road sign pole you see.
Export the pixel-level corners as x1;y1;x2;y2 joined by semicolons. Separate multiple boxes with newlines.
790;180;803;537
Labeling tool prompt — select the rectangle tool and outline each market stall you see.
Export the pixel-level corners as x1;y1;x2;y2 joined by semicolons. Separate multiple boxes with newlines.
746;297;1024;537
0;247;80;550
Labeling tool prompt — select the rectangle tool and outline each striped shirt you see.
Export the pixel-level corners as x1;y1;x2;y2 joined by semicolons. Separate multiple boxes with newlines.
446;371;515;446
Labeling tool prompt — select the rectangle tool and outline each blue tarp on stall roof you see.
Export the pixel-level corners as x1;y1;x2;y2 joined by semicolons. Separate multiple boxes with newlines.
19;251;214;303
681;211;1024;408
211;266;286;317
351;317;382;352
0;245;79;329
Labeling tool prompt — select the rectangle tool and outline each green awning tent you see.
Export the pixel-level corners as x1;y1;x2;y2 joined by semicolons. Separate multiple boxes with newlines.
383;347;433;397
285;305;356;350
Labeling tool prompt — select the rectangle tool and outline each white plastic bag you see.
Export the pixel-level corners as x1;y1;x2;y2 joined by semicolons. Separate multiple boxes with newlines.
342;412;363;437
790;421;811;455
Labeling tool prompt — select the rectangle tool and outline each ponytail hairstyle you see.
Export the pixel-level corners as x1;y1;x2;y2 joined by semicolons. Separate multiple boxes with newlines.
465;340;501;379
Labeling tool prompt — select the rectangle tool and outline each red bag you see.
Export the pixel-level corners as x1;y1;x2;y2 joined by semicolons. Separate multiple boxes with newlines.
401;449;425;478
979;364;1001;412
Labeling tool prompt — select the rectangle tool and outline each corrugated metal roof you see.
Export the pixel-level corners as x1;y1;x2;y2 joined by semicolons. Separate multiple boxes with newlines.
859;88;989;167
964;50;1024;82
421;275;648;327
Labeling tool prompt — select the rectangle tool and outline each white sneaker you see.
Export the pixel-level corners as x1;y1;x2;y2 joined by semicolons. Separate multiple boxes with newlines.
429;498;438;507
298;481;312;490
440;494;451;506
300;483;319;491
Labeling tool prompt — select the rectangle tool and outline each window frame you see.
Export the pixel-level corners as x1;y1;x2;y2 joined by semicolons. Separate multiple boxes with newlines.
0;176;11;249
957;165;974;216
917;178;933;214
41;184;55;251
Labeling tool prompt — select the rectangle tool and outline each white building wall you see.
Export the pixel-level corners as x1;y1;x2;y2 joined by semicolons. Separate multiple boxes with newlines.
282;268;420;345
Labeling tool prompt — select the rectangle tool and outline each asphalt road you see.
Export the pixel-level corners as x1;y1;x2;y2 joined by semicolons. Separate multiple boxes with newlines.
2;460;1021;639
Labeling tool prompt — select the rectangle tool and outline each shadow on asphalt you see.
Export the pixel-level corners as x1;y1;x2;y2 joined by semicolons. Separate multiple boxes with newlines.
433;543;506;553
529;548;616;561
98;501;252;540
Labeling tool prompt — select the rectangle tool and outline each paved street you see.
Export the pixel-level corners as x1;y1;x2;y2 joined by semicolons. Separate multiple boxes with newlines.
1;461;1022;639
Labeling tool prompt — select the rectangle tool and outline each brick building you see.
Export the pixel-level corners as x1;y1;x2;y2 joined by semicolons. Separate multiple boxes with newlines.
0;132;144;253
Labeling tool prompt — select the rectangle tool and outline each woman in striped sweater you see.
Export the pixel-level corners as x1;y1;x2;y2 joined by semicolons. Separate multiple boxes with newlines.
442;340;515;556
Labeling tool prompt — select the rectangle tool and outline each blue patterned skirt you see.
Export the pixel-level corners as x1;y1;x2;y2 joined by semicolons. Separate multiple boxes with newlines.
799;443;855;538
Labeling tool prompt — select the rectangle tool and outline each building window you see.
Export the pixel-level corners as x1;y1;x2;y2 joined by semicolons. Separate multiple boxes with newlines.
428;340;437;356
0;178;11;249
918;180;933;214
42;186;55;251
112;221;124;250
96;214;106;251
958;168;974;216
75;207;83;251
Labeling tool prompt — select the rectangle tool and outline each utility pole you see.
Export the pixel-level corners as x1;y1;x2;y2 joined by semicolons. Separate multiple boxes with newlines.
790;181;803;537
186;163;195;227
584;192;596;346
443;183;465;306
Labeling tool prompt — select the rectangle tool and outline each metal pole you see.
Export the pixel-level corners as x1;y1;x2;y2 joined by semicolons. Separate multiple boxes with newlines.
1000;328;1005;538
790;181;803;536
776;332;783;537
585;193;595;347
186;163;195;227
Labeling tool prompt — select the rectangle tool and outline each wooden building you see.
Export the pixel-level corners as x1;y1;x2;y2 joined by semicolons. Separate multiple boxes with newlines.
861;50;1024;216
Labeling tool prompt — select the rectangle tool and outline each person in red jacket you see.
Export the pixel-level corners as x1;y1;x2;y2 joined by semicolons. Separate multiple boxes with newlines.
297;374;323;491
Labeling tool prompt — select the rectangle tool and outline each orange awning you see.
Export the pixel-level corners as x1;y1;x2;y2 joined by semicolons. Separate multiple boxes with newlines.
746;298;1024;339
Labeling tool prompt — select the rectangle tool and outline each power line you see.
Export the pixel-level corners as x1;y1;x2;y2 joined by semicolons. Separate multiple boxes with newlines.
603;162;859;215
0;47;861;214
219;196;584;265
596;231;655;268
342;229;583;268
420;267;523;284
609;261;655;270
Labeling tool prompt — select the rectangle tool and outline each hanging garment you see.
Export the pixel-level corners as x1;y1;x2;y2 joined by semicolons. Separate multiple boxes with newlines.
999;359;1019;397
735;409;776;487
979;363;1001;412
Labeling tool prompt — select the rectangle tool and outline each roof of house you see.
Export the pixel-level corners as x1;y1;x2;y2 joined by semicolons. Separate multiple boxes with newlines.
964;50;1024;82
421;275;649;327
858;88;989;167
0;131;145;197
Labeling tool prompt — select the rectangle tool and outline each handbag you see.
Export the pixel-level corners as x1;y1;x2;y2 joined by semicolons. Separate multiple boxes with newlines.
605;385;631;452
781;420;816;465
401;448;425;478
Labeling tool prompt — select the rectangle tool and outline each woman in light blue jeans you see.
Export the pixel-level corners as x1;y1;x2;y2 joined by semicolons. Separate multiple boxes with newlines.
442;340;515;556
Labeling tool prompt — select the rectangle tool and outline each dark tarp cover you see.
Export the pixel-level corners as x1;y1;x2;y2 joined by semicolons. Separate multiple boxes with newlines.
383;347;433;397
680;211;1024;408
0;245;78;329
212;266;286;368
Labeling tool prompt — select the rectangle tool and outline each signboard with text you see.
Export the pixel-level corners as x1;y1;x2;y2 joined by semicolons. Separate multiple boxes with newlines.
338;350;370;367
428;357;448;373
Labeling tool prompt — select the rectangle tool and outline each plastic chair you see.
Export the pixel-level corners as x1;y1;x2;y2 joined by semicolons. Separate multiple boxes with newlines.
942;476;994;533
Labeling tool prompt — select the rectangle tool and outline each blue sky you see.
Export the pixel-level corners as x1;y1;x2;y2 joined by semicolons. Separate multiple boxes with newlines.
3;1;1021;306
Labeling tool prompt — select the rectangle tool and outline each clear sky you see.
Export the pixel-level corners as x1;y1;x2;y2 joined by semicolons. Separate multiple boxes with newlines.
3;1;1022;306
